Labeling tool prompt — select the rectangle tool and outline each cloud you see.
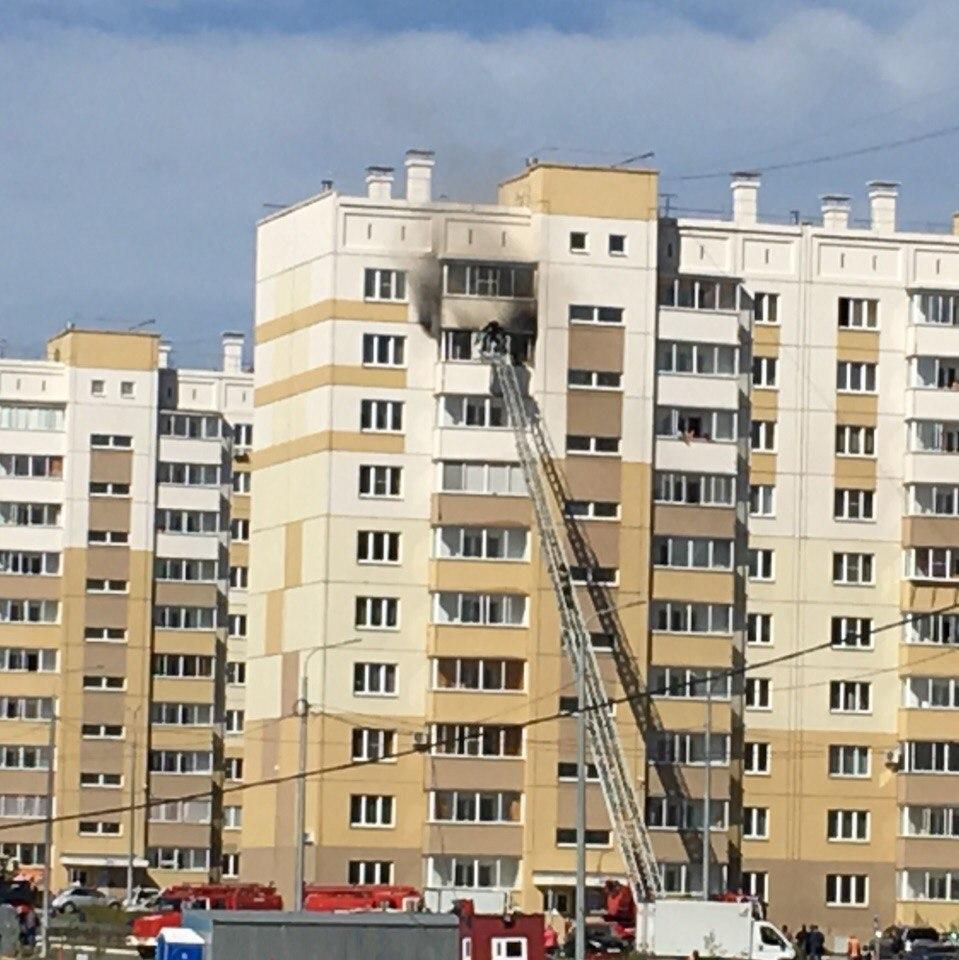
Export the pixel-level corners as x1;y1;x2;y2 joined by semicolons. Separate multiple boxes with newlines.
2;2;959;357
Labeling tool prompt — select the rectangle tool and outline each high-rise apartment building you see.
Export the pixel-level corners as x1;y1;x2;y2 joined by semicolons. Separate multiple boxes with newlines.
243;153;959;935
0;328;252;891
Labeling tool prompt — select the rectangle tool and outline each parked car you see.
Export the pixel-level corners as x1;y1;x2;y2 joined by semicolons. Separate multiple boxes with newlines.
121;888;161;912
51;887;111;914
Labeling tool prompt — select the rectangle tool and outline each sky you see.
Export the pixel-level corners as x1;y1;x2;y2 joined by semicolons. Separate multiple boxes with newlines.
3;0;959;363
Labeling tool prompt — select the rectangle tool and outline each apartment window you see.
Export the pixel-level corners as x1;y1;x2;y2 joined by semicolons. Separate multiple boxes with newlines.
353;662;397;697
569;231;588;253
833;552;874;585
158;462;219;486
0;843;44;866
362;333;406;367
556;828;611;847
748;548;775;581
433;592;527;626
350;794;395;828
908;547;959;581
441;328;532;363
82;675;124;692
608;233;627;255
155;508;219;534
912;420;959;454
229;566;248;589
364;268;406;302
568;565;619;586
742;871;769;901
831;617;873;649
655;407;736;442
828;809;870;841
568;304;624;325
658;276;741;312
906;613;959;646
87;530;128;546
351;728;396;762
749;485;775;517
79;821;121;837
348;861;393;885
648;731;730;766
432;658;525;692
233;423;253;448
148;848;210;872
646;797;729;831
0;746;50;770
354;596;399;630
747;613;773;646
903;741;959;773
434;527;528;561
89;481;130;497
830;680;872;714
837;361;877;393
153;606;216;630
155;558;218;582
152;654;214;678
750;420;777;452
557;762;600;782
903;676;959;710
564;500;620;520
651;601;731;635
826;874;868;907
357;530;401;564
901;805;959;837
230;519;250;542
565;435;621;456
836;424;875;457
0;551;59;576
431;724;523;759
746;678;771;710
743;807;769;840
752;356;778;387
226;661;246;685
752;292;779;324
915;292;959;326
0;502;61;527
0;404;63;432
653;472;735;507
0;599;59;623
835;488;875;521
232;471;251;493
222;854;240;878
90;379;105;397
431;790;522;824
0;454;64;478
360;399;403;432
223;806;242;830
648;667;730;700
151;702;213;726
225;710;244;734
80;773;122;789
90;433;131;449
81;724;123;740
84;627;126;643
148;750;213;775
445;262;534;299
440;394;506;429
653;536;732;571
830;745;871;778
744;742;771;774
359;465;402;498
838;297;879;329
151;798;212;825
0;697;53;720
567;369;623;390
225;758;243;781
656;341;738;376
159;413;221;440
0;648;57;672
440;460;525;496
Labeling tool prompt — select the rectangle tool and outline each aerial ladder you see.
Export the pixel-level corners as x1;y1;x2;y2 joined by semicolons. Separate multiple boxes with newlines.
481;324;664;903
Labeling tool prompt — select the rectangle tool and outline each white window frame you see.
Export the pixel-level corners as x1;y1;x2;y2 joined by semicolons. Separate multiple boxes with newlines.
829;744;871;778
656;341;739;378
353;662;397;697
351;727;396;763
362;333;406;368
743;806;769;840
357;530;401;565
838;297;879;330
837;361;878;394
354;596;399;630
745;677;772;711
432;592;528;627
749;484;775;517
359;464;402;499
567;369;623;390
744;741;771;775
569;231;589;253
836;424;876;457
349;793;395;828
834;488;876;521
750;419;778;452
830;680;872;714
360;399;404;433
752;292;779;325
827;809;870;842
653;472;735;507
747;612;773;646
833;552;875;585
826;873;869;907
751;355;778;388
831;616;873;649
363;268;407;303
748;548;775;582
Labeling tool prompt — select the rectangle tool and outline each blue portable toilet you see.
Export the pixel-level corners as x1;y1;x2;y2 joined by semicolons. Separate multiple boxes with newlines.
157;926;205;960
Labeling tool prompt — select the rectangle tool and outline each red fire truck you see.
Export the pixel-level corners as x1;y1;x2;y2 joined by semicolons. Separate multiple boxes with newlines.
127;883;282;956
303;884;421;912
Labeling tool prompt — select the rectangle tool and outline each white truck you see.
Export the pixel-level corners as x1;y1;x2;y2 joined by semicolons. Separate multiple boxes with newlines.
635;900;795;960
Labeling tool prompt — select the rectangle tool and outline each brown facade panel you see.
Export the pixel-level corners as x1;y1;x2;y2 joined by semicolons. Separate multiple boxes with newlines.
564;458;622;501
556;784;611;827
0;771;47;793
899;774;959;805
84;595;131;628
653;504;736;538
652;569;734;603
148;823;215;846
836;394;878;425
81;692;131;724
153;581;221;607
835;457;877;484
836;329;881;358
564;522;619;567
426;758;525;792
566;393;623;437
0;574;62;601
431;494;532;527
88;498;132;532
79;740;126;769
149;774;215;800
647;766;731;800
86;546;132;580
567;326;626;372
902;516;959;548
649;830;727;863
83;642;128;674
897;837;959;870
89;450;133;484
424;824;524;857
900;583;959;612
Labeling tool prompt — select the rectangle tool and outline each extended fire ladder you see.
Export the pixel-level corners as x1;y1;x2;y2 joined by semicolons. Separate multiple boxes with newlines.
483;340;665;902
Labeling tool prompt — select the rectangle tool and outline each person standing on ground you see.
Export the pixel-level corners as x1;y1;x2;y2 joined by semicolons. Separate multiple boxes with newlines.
797;925;809;960
848;933;863;960
806;925;826;960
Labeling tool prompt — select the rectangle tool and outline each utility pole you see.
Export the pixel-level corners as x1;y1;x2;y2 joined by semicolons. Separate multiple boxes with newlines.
575;654;586;960
40;710;57;959
702;671;712;901
293;672;309;912
126;722;138;904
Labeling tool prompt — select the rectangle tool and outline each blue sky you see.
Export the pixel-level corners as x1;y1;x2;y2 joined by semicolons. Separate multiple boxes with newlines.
3;1;959;361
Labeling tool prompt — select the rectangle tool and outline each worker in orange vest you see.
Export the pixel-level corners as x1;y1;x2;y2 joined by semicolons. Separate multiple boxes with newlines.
848;934;863;960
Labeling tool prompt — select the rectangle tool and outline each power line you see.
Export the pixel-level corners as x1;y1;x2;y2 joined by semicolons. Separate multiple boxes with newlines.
4;600;956;835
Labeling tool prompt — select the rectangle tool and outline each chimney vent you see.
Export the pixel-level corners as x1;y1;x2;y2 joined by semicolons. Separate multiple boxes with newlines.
404;150;435;203
731;171;760;226
952;212;959;237
321;179;333;193
222;332;244;374
365;166;394;201
821;194;851;231
867;180;899;234
158;341;172;369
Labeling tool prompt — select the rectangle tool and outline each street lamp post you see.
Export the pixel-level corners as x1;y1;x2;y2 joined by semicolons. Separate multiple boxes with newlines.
293;638;360;910
575;598;647;960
